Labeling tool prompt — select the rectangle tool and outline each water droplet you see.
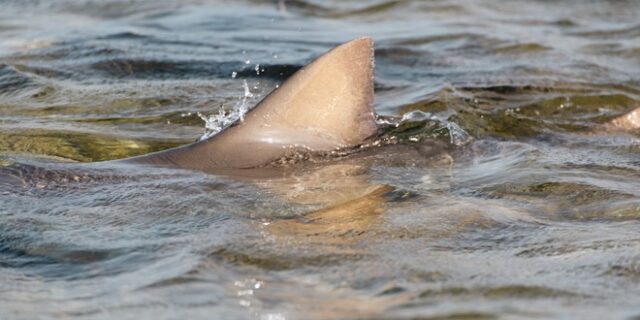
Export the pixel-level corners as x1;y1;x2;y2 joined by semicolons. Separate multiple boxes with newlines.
198;81;256;140
237;289;254;296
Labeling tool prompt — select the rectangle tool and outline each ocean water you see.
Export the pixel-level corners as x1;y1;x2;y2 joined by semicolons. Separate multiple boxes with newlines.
1;1;640;319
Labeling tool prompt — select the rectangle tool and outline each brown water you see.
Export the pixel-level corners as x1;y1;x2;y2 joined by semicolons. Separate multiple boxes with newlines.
1;1;640;319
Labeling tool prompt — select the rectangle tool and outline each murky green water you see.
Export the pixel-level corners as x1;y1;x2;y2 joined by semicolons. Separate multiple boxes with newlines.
1;1;640;319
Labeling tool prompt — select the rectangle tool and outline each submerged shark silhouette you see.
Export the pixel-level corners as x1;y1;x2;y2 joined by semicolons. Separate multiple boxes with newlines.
125;37;378;171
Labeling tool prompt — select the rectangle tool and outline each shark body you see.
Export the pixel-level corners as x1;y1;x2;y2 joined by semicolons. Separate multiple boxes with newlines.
3;37;639;184
125;38;378;171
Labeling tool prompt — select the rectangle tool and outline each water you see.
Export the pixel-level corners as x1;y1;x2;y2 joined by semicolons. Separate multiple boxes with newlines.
1;0;640;319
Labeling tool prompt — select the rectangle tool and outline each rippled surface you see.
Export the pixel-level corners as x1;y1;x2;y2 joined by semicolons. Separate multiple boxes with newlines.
2;1;640;319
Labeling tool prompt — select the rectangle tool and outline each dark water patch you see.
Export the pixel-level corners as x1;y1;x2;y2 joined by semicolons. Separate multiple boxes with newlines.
0;64;39;97
376;116;456;146
453;109;547;139
377;286;407;296
431;223;539;255
89;59;231;80
517;94;638;121
390;33;492;47
7;44;126;63
405;312;497;320
248;0;407;18
235;63;301;80
59;0;175;19
456;86;638;113
582;43;640;61
508;18;579;28
0;129;185;161
0;234;60;269
604;260;640;280
207;246;368;271
569;23;640;39
516;237;640;258
88;59;298;81
3;95;196;119
418;285;581;300
71;111;205;127
477;170;640;221
145;37;223;50
493;43;551;54
397;96;450;115
11;64;72;80
460;84;555;96
401;86;640;139
0;162;96;191
382;188;421;203
376;47;424;67
142;274;204;289
323;0;407;19
0;225;145;279
97;31;151;40
0;24;19;32
484;182;635;206
28;85;57;101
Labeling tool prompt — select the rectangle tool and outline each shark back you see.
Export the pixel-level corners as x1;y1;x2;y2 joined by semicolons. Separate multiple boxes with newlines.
130;37;377;170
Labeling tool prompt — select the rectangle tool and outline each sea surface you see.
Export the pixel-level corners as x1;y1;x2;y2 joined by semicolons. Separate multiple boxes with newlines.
1;1;640;319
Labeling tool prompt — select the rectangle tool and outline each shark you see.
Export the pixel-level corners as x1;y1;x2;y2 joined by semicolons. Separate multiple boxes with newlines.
2;36;639;273
119;36;640;173
0;37;453;207
3;36;639;187
4;36;638;193
124;37;379;172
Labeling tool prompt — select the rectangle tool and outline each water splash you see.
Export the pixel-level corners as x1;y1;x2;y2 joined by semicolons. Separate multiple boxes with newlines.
198;80;255;140
443;120;471;146
377;110;472;146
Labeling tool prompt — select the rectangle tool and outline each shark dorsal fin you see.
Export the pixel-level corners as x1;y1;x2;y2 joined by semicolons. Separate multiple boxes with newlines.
238;37;377;148
133;37;378;170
